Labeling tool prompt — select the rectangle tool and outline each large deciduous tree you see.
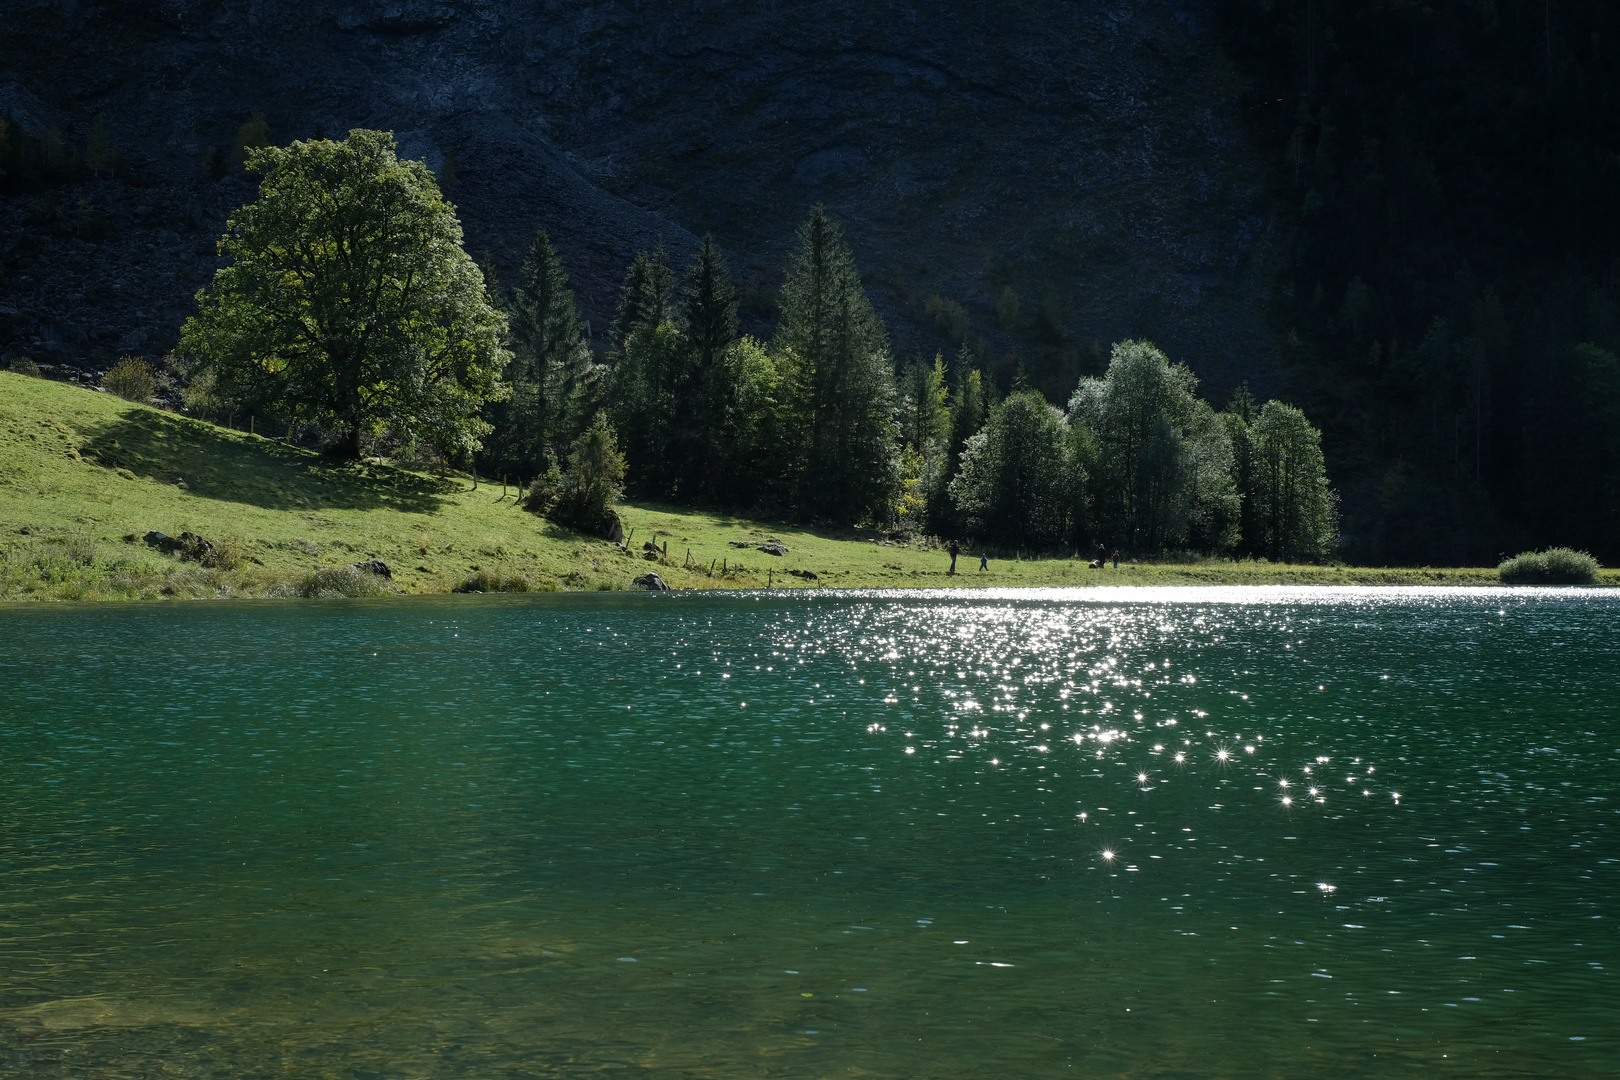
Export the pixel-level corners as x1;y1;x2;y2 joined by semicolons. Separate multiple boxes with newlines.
1068;340;1236;553
180;129;509;458
1246;400;1338;562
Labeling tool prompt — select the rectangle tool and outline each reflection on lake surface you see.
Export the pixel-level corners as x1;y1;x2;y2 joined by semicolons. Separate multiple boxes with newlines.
1;587;1616;1076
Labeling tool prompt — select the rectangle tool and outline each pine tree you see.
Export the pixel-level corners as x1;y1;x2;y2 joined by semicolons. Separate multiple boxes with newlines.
607;241;680;495
899;354;950;453
500;228;590;475
928;362;987;534
678;236;741;502
608;240;674;360
775;206;899;523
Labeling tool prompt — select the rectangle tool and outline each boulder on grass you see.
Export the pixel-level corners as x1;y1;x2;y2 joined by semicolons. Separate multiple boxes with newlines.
633;572;670;591
758;542;789;556
350;560;393;580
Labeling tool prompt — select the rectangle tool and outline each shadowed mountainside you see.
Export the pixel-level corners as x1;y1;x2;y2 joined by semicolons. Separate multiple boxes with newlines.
1;0;1280;407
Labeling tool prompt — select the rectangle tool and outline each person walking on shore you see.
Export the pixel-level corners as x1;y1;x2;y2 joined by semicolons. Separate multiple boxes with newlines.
979;552;989;571
1112;549;1120;569
948;540;960;575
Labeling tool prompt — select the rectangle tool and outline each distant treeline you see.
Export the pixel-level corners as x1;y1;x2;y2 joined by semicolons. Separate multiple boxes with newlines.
481;210;1336;560
1213;0;1620;563
161;130;1335;559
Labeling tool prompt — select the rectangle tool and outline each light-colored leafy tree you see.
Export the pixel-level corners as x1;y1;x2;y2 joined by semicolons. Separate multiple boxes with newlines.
180;129;508;459
949;389;1076;549
1248;400;1338;561
1068;340;1234;552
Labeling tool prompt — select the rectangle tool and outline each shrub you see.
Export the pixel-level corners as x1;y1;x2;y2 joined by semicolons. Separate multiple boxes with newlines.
286;565;393;598
7;356;40;377
1498;547;1600;585
454;570;558;593
202;533;245;571
102;356;156;402
549;414;626;540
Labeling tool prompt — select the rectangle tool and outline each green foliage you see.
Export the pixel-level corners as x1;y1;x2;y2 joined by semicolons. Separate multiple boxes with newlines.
672;236;743;503
180;130;509;460
948;390;1082;549
7;356;40;378
1498;548;1600;585
1068;341;1236;553
485;228;591;479
927;361;988;535
775;205;901;524
1244;401;1338;562
899;354;950;453
101;356;156;402
1214;1;1620;563
232;112;270;168
549;413;627;539
608;242;674;359
283;564;393;598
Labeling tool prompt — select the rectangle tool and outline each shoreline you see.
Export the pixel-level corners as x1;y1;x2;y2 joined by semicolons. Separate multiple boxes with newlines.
4;373;1614;602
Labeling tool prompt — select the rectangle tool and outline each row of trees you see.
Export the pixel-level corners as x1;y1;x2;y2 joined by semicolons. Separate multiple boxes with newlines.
179;129;1337;558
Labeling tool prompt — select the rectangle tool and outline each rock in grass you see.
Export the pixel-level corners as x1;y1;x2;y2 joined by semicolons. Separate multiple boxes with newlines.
350;560;392;580
633;572;670;591
758;542;789;556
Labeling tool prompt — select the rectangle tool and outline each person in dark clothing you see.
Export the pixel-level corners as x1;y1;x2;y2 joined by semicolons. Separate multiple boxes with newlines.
979;553;989;571
948;541;960;575
1112;549;1120;569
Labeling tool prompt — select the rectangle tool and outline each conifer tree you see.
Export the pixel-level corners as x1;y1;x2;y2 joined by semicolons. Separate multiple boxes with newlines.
775;206;899;523
608;240;674;360
677;236;742;502
928;361;988;533
494;228;590;476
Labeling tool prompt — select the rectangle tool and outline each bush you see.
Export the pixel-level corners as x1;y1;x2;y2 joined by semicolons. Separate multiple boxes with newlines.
454;570;558;593
7;356;40;377
285;565;393;598
549;414;626;540
1498;547;1600;585
102;356;156;402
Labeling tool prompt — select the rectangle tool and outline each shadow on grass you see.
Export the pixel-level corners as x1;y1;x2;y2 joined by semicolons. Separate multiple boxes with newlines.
82;410;459;513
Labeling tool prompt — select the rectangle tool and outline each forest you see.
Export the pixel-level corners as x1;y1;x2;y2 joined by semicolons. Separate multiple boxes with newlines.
169;132;1337;563
1212;0;1620;563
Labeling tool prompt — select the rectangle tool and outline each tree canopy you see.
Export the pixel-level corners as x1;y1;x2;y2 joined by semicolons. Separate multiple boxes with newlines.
180;129;508;459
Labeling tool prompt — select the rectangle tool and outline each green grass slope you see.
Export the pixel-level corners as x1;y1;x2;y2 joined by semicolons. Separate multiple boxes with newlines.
2;372;1611;600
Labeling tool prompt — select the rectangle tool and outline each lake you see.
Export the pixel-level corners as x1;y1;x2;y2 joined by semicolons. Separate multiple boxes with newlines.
1;587;1615;1077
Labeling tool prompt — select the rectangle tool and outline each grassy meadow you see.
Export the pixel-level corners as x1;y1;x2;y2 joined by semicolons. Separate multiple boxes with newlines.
2;372;1611;601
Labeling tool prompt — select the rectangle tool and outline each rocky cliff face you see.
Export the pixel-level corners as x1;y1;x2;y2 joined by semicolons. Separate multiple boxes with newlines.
2;0;1279;400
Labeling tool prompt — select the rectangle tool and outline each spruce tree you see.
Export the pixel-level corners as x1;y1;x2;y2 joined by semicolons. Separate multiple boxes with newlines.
928;362;987;534
502;228;588;475
607;241;679;495
678;236;741;502
608;240;674;360
775;206;900;523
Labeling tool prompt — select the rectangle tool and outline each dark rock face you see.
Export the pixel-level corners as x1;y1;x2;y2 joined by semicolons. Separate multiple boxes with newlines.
0;0;1278;399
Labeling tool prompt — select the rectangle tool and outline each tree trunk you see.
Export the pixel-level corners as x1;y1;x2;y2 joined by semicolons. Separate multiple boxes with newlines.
347;426;363;459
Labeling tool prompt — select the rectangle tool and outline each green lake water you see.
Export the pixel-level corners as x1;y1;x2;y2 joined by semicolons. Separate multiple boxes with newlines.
1;587;1615;1077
